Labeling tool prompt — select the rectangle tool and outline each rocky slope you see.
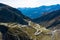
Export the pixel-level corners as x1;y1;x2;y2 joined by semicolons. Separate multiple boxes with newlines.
32;10;60;30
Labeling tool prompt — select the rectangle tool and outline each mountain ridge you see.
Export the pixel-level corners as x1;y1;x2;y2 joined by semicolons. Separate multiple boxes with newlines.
18;4;60;19
0;3;31;25
32;9;60;29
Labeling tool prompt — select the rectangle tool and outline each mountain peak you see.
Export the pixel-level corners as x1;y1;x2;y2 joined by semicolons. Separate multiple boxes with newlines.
0;3;31;25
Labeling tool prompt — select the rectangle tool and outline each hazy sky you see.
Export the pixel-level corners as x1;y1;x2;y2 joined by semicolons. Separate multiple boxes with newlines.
0;0;60;8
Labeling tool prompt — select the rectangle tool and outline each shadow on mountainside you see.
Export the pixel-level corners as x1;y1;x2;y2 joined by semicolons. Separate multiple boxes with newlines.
0;3;31;40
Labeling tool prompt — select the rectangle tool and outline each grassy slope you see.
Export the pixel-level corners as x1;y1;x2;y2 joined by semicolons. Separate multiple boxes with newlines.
8;26;52;40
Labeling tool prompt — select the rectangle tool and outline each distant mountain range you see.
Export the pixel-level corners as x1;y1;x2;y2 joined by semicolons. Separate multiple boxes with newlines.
18;4;60;19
